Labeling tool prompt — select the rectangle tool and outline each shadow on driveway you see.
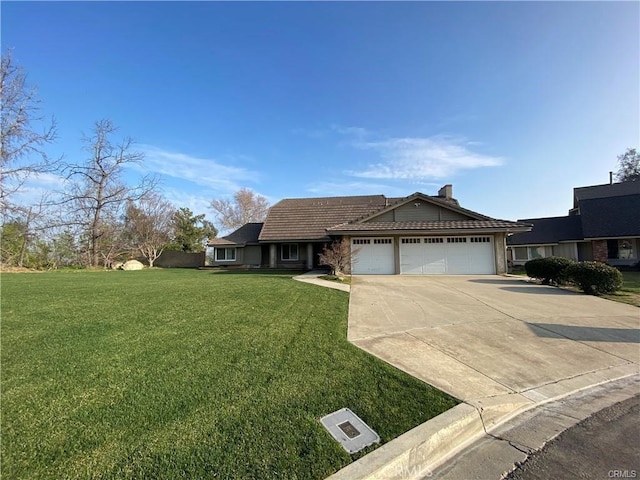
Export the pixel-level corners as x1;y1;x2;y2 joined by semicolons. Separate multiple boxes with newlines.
528;322;640;343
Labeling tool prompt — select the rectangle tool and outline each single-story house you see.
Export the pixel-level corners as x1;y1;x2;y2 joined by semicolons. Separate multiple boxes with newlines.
507;180;640;267
206;185;531;275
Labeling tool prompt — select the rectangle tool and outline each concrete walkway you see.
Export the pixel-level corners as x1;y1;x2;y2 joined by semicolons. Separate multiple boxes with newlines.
328;275;639;479
293;271;351;292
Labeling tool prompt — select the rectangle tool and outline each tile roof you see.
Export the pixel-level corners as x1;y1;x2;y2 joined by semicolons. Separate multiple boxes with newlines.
258;195;389;241
507;215;583;245
328;220;530;233
208;222;263;246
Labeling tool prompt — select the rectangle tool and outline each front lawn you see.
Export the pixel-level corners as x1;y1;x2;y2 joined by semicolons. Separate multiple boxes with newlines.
1;269;457;479
602;271;640;306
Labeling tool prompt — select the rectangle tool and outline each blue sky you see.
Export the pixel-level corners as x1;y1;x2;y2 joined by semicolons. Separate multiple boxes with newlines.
3;1;639;228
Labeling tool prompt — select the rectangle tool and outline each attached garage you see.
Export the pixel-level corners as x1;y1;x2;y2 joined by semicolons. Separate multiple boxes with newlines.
351;238;395;274
400;236;495;274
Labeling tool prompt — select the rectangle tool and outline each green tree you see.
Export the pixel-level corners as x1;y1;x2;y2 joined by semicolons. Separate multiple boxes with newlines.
615;148;639;182
167;208;217;252
0;218;28;266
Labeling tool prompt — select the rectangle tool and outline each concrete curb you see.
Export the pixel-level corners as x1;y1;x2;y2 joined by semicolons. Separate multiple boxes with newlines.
326;368;638;480
326;403;485;480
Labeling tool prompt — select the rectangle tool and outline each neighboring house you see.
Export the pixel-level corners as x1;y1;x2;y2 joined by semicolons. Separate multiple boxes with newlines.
507;181;640;267
205;185;531;275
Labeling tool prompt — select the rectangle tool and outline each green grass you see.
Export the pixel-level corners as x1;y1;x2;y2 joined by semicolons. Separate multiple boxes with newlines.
602;271;640;306
1;269;457;479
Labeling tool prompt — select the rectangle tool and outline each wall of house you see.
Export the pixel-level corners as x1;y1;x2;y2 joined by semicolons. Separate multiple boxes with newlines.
494;233;507;274
365;201;470;223
205;245;262;268
553;243;578;261
578;242;593;261
592;240;608;263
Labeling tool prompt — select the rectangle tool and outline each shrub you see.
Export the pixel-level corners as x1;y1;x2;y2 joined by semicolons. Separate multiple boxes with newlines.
524;257;576;285
566;261;623;295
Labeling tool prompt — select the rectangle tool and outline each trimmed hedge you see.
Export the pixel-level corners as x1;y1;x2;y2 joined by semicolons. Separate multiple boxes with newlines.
524;256;576;285
566;261;623;295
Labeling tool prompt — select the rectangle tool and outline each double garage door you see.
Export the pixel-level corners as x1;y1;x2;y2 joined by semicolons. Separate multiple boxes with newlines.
352;236;495;275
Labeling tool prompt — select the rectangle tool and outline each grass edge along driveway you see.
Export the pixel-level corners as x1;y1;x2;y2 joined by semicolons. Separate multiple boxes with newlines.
1;269;457;480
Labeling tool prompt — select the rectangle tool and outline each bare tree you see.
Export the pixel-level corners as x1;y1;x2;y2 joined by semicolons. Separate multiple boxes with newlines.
124;194;175;267
318;238;360;275
210;187;269;232
0;51;58;216
63;119;156;267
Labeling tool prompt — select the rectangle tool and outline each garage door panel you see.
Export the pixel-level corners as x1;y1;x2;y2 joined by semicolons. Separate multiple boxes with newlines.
400;236;495;275
400;239;424;275
352;238;394;274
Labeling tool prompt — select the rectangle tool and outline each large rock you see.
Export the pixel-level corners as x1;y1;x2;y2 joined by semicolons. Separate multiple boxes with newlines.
121;260;144;271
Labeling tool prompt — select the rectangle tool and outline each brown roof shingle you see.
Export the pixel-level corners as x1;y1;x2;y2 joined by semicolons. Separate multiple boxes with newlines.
258;195;388;241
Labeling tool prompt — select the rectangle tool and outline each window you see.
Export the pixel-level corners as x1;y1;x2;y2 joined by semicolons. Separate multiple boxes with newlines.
447;237;467;243
425;238;444;244
528;246;545;259
513;247;528;261
281;243;298;261
402;238;421;244
374;238;392;244
471;237;491;243
353;239;370;245
512;246;547;261
608;239;635;260
215;247;236;261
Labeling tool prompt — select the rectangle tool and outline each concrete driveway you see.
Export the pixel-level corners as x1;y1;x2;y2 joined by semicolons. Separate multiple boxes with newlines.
349;275;639;425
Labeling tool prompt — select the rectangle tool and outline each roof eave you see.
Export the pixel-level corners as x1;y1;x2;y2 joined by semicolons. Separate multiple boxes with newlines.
330;226;532;236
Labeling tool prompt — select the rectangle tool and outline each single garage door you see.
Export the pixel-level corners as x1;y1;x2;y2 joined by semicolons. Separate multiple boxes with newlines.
352;238;395;274
400;236;495;274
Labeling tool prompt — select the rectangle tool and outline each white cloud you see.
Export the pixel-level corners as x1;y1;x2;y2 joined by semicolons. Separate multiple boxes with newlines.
136;145;259;192
9;172;67;207
340;132;503;180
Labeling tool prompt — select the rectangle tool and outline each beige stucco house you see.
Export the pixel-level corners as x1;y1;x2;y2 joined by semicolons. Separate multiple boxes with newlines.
206;185;531;275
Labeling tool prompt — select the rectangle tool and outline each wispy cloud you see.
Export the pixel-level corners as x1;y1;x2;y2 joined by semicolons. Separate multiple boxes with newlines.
333;128;503;180
137;145;259;192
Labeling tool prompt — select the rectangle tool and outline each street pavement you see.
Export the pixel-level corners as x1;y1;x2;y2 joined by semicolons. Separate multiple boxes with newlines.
430;375;639;480
506;394;639;480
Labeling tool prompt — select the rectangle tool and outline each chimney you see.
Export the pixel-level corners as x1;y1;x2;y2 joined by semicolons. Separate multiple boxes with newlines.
609;171;613;184
438;184;453;199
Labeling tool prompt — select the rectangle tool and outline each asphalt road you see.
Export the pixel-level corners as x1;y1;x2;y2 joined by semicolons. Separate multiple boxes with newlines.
506;395;640;480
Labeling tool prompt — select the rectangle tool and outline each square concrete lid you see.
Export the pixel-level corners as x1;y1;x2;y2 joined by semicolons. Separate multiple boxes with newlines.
320;408;380;454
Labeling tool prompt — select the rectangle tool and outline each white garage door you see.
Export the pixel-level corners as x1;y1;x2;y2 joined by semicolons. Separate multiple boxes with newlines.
352;238;395;274
400;236;495;274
